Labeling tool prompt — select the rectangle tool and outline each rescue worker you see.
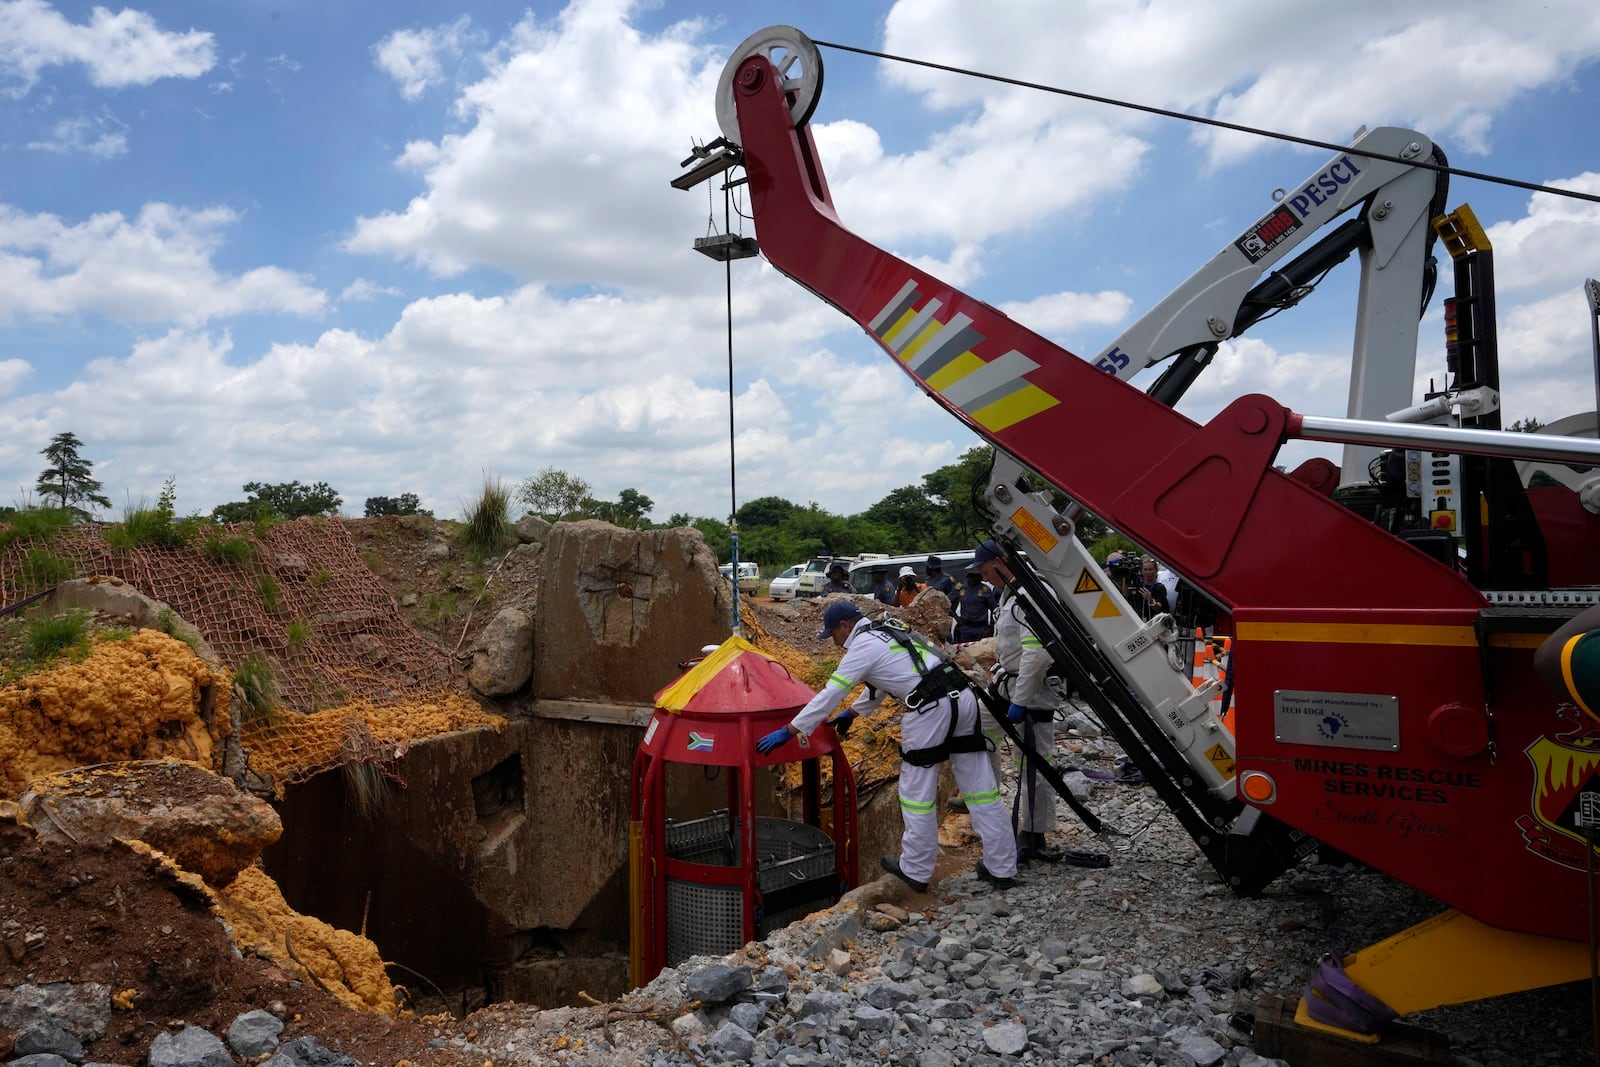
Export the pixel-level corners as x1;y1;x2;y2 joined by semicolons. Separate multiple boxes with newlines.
755;600;1019;891
820;562;852;596
924;555;957;606
870;567;897;605
972;538;1061;863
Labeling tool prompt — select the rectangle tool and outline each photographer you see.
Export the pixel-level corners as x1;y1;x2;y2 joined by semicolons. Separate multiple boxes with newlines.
1102;550;1141;598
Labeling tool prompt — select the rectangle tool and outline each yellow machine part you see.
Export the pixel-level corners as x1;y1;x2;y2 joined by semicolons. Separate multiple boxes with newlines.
1295;908;1594;1043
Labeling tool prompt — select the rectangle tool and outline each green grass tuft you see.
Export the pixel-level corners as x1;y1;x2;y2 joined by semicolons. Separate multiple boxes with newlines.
425;590;459;623
21;547;75;590
105;506;187;549
24;610;92;661
0;507;74;551
201;532;256;565
458;479;515;563
342;760;392;820
233;656;278;725
256;573;283;614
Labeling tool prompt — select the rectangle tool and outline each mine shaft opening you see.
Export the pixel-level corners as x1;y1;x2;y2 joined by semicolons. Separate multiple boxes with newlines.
257;725;850;1016
261;747;624;1016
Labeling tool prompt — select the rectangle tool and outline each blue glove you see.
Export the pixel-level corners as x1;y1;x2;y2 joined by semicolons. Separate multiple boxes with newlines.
830;710;857;739
756;726;792;754
1007;702;1027;723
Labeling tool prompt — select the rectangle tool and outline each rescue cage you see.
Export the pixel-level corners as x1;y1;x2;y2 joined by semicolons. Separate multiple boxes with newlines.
664;810;837;965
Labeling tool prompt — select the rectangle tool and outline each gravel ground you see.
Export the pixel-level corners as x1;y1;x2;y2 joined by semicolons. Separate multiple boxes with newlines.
449;702;1596;1066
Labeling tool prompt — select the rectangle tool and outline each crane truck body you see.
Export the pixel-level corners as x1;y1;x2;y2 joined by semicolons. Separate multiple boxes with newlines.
680;25;1600;1042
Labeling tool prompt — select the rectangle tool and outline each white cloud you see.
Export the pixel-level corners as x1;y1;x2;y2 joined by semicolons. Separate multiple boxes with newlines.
0;203;326;325
1483;173;1600;294
881;0;1600;168
812;117;1147;247
0;0;215;96
1495;291;1600;425
346;2;739;288
374;16;480;101
3;0;1596;529
998;290;1134;346
339;278;403;303
0;357;29;396
25;112;127;158
0;263;977;522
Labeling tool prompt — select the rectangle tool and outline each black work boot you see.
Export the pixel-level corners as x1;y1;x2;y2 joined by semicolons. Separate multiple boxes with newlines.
879;855;930;893
1019;831;1063;864
975;860;1016;890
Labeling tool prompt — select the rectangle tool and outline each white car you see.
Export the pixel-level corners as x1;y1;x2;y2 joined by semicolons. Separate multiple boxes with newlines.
767;563;804;601
718;561;761;594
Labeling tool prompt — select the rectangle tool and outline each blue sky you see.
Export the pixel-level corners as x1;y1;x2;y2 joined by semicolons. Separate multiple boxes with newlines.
0;0;1597;525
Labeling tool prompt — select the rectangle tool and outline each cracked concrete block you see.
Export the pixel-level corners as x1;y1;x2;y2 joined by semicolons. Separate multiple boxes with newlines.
533;521;729;704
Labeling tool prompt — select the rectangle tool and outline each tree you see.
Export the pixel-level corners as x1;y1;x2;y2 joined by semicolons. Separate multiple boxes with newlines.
736;495;798;530
615;488;654;528
1509;416;1546;433
35;432;111;521
364;493;432;517
691;516;731;561
922;445;995;544
861;485;941;549
519;467;591;520
213;481;342;522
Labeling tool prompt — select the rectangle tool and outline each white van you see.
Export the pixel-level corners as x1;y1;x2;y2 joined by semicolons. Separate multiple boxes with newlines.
847;550;976;595
718;561;760;594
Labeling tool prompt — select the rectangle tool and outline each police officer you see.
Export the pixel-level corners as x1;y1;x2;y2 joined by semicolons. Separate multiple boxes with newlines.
952;571;996;642
820;562;852;596
755;600;1019;892
870;567;897;605
972;538;1061;862
924;555;957;605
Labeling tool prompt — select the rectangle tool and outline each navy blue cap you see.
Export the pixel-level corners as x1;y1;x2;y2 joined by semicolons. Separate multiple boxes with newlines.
925;555;944;570
973;539;1002;564
816;600;863;639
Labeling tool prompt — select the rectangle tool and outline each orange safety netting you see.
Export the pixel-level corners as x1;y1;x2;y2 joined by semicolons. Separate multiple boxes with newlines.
0;519;488;791
0;518;454;714
241;690;505;791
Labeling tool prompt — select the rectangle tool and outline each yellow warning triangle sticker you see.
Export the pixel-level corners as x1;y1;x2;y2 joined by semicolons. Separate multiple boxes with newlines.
1092;594;1120;618
1204;743;1236;777
1073;569;1102;594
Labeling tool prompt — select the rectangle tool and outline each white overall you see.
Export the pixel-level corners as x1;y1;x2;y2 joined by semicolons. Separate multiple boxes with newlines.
790;619;1018;882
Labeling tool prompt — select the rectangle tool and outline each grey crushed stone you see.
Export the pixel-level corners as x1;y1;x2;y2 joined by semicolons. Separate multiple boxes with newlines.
452;699;1596;1066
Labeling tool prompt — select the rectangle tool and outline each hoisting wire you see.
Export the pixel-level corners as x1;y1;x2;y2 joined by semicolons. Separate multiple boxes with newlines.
810;39;1600;207
722;180;742;639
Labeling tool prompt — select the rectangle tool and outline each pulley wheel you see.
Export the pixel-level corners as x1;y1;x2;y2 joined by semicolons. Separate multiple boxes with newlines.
715;25;823;143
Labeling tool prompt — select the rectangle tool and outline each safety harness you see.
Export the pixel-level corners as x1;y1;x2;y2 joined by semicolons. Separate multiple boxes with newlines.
860;618;988;768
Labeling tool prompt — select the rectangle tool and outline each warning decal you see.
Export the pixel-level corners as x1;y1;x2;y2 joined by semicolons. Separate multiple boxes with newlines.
1092;595;1120;619
1204;743;1236;779
1073;569;1102;595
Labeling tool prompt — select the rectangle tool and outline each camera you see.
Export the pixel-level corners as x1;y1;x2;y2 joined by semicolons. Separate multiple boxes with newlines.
1105;554;1141;584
